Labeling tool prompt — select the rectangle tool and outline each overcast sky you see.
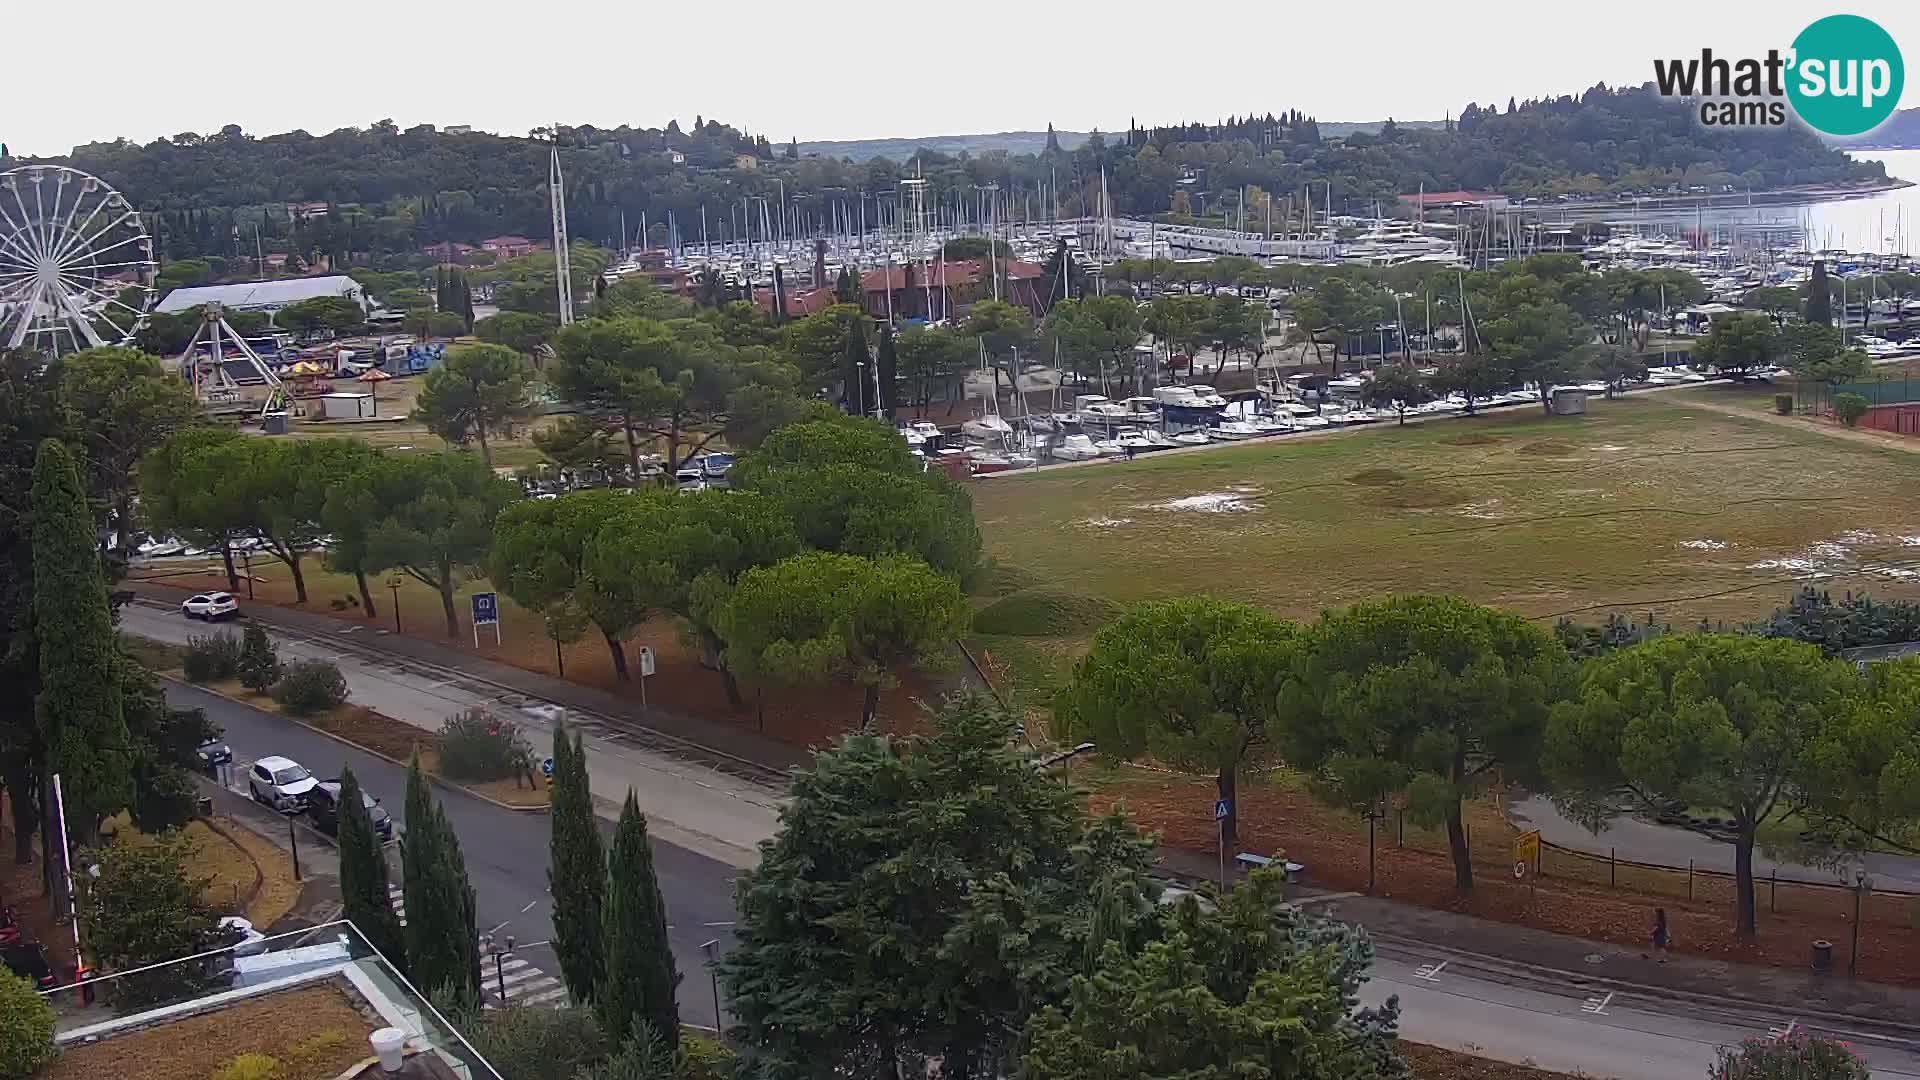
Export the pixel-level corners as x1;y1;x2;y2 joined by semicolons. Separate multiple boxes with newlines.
8;2;1919;156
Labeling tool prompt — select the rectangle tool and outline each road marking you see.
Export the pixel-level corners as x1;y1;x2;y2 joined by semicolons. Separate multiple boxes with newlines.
486;920;512;936
388;884;407;927
1582;992;1614;1015
1412;961;1447;982
1768;1020;1797;1041
520;900;540;913
701;921;735;928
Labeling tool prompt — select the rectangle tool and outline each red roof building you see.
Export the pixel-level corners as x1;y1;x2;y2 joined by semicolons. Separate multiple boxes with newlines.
1397;190;1511;211
480;235;546;259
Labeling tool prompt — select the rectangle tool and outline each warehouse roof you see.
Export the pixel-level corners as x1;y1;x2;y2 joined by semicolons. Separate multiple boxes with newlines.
156;275;365;314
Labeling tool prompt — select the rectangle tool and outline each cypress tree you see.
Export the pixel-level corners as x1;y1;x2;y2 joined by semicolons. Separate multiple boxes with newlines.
402;753;480;1006
456;272;475;331
32;438;131;843
338;766;405;968
548;726;605;1004
875;324;899;418
598;791;679;1051
841;322;868;417
1808;260;1833;325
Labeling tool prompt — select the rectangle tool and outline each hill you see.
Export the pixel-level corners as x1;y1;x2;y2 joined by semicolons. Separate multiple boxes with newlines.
1824;106;1920;149
800;129;1090;161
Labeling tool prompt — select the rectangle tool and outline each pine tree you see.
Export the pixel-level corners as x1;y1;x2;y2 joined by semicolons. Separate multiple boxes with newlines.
549;726;605;1004
402;753;481;1006
32;438;131;843
337;766;405;967
236;623;280;692
598;791;679;1051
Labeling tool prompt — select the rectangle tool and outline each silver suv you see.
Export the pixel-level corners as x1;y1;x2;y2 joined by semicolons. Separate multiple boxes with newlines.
247;756;318;811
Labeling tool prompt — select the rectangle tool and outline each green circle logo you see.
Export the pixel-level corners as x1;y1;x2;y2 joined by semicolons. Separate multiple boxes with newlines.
1787;15;1904;136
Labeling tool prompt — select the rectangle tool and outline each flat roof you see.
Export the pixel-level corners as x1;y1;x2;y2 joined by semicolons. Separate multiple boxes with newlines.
157;275;362;314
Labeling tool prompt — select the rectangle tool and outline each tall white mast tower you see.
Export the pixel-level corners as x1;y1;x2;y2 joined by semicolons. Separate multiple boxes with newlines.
550;137;575;325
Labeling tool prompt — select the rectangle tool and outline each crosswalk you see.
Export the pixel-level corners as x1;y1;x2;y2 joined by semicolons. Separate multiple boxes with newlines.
386;885;569;1010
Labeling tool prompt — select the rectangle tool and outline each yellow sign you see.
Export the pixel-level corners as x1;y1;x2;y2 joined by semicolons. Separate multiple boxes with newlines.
386;575;404;588
1513;829;1541;863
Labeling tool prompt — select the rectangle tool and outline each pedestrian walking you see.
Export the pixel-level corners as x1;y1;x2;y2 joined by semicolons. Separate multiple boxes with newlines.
1650;907;1671;962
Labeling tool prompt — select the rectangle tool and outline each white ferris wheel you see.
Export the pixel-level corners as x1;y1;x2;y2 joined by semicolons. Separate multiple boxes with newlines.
0;165;157;355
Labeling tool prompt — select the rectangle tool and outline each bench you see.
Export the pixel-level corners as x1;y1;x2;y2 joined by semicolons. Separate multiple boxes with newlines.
1235;852;1305;880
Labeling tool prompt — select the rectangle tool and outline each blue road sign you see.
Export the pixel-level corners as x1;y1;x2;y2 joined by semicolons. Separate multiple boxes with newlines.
540;756;554;778
471;592;499;626
1215;799;1231;821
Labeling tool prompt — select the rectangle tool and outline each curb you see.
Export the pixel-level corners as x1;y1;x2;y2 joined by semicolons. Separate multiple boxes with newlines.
165;676;550;815
199;814;268;915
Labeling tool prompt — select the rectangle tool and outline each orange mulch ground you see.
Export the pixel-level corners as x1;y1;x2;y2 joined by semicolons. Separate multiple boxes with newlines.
137;572;939;750
44;982;376;1080
1092;768;1920;985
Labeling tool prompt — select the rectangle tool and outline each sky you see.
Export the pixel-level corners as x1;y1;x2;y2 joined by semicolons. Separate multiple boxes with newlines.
8;2;1920;156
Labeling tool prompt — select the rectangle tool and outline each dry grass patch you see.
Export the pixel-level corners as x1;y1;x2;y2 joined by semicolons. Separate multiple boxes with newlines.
1401;1042;1601;1079
43;982;376;1080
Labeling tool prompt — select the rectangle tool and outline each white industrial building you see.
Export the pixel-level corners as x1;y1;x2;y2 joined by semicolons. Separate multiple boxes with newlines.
155;275;367;315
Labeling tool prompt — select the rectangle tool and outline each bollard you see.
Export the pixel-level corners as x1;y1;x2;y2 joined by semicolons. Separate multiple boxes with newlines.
1687;860;1694;901
1609;848;1616;889
1812;939;1833;974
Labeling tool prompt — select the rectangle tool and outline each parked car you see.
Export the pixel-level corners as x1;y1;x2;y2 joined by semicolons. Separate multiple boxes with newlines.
181;592;240;620
306;780;393;842
247;756;318;811
197;737;233;772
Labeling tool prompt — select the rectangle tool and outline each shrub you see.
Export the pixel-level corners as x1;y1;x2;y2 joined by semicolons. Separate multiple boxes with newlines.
437;708;533;783
210;1052;284;1080
468;1003;607;1080
272;659;349;715
972;588;1118;637
1833;392;1870;427
183;632;242;683
1773;393;1793;415
0;971;56;1078
1712;1033;1868;1079
236;624;281;692
680;1031;735;1080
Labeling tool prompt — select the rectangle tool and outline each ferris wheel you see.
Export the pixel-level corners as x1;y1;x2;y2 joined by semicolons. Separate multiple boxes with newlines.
0;165;156;355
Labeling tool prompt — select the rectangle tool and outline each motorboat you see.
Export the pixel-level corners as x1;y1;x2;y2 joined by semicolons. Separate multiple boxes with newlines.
967;448;1014;473
1247;415;1293;435
1138;429;1180;449
909;421;943;441
899;427;927;451
1120;396;1162;420
1152;385;1204;408
1645;367;1708;384
1052;434;1105;461
1184;384;1229;408
1075;394;1131;425
1211;420;1262;440
700;453;735;480
962;413;1014;441
1170;430;1211;446
1090;437;1126;456
1294;413;1331;429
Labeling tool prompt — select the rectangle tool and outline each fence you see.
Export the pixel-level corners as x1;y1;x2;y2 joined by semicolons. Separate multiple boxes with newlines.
1387;808;1920;931
1828;374;1920;408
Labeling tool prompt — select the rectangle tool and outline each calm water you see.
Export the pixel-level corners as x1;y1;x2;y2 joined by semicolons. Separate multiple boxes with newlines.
1537;150;1920;256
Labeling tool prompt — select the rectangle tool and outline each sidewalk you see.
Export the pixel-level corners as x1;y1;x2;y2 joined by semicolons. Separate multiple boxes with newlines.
1156;846;1920;1035
126;598;784;868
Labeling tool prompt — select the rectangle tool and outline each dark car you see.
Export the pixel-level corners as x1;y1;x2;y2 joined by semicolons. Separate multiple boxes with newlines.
197;737;233;771
306;780;393;842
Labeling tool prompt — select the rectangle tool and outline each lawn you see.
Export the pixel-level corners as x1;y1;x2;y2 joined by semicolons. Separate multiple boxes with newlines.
972;394;1920;638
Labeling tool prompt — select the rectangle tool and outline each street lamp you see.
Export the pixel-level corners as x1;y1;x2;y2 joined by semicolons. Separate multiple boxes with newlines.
1850;869;1871;977
701;938;722;1029
482;933;515;1003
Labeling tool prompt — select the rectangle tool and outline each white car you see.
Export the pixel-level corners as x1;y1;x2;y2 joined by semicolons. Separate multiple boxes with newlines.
247;756;318;812
181;593;240;621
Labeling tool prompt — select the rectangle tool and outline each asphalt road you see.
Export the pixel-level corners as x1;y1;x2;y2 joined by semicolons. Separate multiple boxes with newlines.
168;681;740;1028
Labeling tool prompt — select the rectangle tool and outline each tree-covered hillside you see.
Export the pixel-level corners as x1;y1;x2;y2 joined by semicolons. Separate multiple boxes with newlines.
8;83;1882;267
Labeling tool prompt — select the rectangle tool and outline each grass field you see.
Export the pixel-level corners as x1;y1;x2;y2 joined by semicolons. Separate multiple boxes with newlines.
972;393;1920;640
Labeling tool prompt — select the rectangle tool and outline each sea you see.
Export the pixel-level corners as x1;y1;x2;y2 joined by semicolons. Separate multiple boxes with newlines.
1533;150;1920;256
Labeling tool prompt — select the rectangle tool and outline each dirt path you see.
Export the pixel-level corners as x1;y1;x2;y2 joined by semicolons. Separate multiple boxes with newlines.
1671;390;1920;455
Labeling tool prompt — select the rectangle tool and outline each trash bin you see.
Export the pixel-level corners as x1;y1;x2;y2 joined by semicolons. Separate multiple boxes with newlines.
262;411;289;435
1812;939;1834;973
